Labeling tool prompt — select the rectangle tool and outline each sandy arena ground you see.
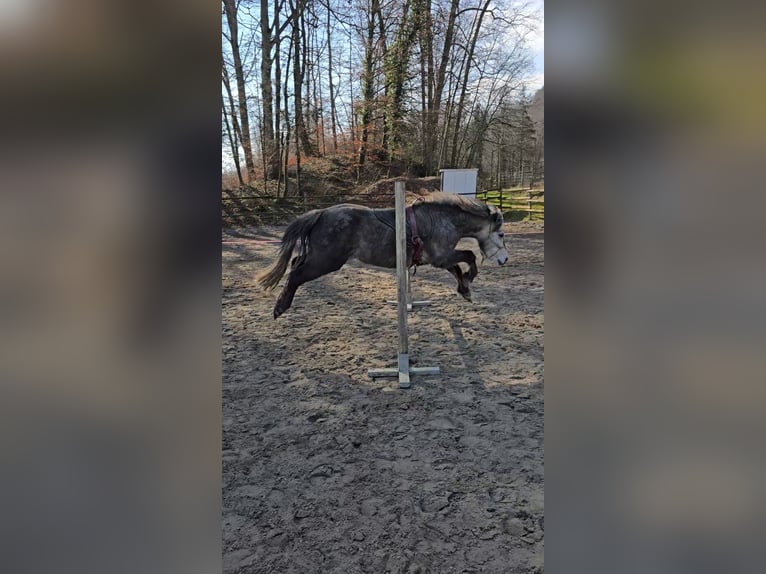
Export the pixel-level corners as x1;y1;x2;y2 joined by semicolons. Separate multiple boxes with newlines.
222;222;544;573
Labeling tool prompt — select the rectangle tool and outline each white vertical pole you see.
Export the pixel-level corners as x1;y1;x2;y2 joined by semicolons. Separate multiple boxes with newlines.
394;181;409;386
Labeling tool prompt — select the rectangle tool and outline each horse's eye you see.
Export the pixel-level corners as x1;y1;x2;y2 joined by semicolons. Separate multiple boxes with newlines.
498;232;504;238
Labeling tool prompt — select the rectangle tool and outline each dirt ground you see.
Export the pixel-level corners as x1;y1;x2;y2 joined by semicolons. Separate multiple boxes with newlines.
222;221;544;574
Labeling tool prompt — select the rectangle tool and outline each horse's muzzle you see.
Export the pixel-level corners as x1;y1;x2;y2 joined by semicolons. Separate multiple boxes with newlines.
497;249;509;265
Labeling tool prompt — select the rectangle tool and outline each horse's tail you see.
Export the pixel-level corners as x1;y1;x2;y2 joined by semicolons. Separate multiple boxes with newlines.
255;210;323;290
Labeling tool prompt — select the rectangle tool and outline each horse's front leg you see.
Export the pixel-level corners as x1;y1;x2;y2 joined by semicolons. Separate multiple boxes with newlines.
447;265;472;302
432;249;479;302
460;250;479;282
435;249;478;281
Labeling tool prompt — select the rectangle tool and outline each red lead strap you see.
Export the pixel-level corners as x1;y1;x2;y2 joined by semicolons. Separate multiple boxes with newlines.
406;206;423;267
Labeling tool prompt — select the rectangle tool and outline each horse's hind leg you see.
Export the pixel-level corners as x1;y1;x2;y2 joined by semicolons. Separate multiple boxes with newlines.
273;252;347;319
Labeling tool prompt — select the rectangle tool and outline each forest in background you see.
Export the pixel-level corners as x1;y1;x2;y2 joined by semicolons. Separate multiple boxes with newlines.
222;0;543;196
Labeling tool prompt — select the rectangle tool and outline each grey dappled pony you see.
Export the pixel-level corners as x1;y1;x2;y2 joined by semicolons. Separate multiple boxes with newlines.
257;192;509;319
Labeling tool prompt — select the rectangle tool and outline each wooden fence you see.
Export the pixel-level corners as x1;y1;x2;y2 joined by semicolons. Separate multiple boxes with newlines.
475;187;544;221
221;189;393;227
222;185;544;228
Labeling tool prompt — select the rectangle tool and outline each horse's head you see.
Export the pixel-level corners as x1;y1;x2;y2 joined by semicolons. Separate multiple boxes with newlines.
479;205;509;265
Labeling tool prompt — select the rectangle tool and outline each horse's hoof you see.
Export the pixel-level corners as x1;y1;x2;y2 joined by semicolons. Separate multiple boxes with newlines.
460;291;472;302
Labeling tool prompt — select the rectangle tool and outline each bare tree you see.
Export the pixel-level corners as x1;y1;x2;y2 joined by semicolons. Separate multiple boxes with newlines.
260;0;278;177
449;0;492;167
357;0;378;166
221;0;541;192
325;3;339;152
222;67;244;185
223;0;256;181
382;0;424;159
422;0;460;174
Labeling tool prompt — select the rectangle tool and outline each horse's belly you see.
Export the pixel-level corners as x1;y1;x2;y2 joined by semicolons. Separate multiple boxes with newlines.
351;218;399;268
353;252;397;269
354;250;431;269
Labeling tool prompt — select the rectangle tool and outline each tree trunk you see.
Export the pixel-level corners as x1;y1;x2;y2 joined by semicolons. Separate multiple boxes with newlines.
303;8;316;156
291;0;313;159
450;0;491;168
286;4;303;198
383;0;424;159
223;0;256;181
358;1;376;166
222;64;245;185
425;0;459;174
349;38;356;160
274;0;283;195
260;0;278;178
419;2;434;173
221;92;244;186
283;28;294;197
437;61;456;169
419;36;427;171
326;5;338;153
317;52;325;155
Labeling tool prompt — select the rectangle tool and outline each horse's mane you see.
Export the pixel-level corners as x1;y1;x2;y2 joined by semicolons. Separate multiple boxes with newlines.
415;191;496;219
